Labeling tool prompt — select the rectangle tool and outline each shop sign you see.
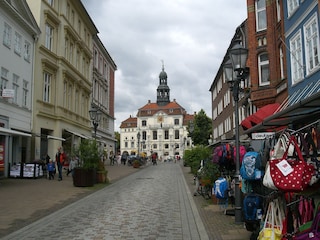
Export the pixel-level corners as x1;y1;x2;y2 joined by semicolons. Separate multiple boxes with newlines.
252;132;275;140
2;89;14;98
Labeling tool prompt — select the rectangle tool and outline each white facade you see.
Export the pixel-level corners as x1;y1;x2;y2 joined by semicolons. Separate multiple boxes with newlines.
0;0;40;177
120;101;194;160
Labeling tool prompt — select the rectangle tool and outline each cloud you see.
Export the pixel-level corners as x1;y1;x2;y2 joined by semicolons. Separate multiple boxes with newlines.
82;0;247;131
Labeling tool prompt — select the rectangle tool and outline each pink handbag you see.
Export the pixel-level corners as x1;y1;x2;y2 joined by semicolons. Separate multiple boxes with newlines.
269;135;314;192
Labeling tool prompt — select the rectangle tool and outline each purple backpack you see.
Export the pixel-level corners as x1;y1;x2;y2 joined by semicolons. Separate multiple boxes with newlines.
212;145;223;164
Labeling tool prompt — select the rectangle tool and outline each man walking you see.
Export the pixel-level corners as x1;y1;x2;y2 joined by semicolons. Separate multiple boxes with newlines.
55;147;66;181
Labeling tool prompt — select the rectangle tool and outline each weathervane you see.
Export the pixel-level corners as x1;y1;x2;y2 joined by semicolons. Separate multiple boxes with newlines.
161;59;164;70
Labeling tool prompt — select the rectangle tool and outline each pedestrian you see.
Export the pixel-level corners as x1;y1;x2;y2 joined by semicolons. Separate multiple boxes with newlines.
67;156;77;177
55;146;66;181
193;166;203;196
43;153;50;164
47;159;55;180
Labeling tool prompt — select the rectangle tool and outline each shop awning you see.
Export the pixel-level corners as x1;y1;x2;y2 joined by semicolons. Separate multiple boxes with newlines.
47;135;66;141
0;127;32;137
244;80;320;134
241;103;280;130
65;129;89;139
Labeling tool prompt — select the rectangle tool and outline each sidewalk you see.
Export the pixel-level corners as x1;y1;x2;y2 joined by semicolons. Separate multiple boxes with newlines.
181;165;252;240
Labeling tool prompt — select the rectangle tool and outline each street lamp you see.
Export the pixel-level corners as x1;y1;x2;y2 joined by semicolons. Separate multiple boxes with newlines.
137;132;141;157
223;39;248;224
89;106;102;139
189;120;194;148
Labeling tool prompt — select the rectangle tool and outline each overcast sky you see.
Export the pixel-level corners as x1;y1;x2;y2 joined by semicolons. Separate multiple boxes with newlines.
81;0;247;131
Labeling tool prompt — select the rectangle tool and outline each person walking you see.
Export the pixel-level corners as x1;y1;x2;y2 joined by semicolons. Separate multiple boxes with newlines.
55;147;66;181
67;156;78;177
47;159;55;180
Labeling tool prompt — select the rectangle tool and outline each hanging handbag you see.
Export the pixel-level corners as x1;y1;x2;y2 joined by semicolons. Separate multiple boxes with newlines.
294;209;320;240
269;135;314;192
263;135;288;190
263;161;278;190
258;200;283;240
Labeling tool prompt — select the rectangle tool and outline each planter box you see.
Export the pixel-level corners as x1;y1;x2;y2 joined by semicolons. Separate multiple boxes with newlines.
96;171;107;183
73;168;95;187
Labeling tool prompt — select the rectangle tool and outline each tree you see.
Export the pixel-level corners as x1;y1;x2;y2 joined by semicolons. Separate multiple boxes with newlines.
188;109;212;146
115;131;120;153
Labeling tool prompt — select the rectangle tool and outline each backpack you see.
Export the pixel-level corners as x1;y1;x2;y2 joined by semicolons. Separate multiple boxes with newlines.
213;177;228;199
234;145;247;164
243;194;263;221
240;151;262;180
212;145;224;164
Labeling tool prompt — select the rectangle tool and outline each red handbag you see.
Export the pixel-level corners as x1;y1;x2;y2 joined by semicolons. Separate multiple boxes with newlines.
269;135;314;192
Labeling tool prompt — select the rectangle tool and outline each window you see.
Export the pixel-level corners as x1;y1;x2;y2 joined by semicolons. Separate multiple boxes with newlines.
276;0;281;22
279;46;285;80
164;130;169;139
63;81;67;108
22;80;28;107
47;0;54;7
174;119;179;125
14;32;21;55
45;23;53;50
1;67;8;96
175;130;179;139
94;50;98;68
153;131;157;140
304;14;320;74
287;0;299;17
75;89;78;113
256;0;267;31
3;23;11;47
12;74;19;104
69;42;73;63
142;131;146;140
258;53;270;86
142;120;147;126
24;41;31;62
43;72;51;102
223;91;230;107
290;32;303;84
68;84;72;110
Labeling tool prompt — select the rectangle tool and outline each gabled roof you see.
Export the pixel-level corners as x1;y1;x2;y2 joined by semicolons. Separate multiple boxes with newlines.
119;116;137;129
1;0;41;36
137;99;186;117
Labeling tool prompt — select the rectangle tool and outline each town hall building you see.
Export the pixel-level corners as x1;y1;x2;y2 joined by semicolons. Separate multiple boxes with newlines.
120;66;194;160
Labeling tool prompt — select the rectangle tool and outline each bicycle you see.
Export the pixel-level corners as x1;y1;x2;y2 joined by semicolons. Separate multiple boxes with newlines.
197;179;212;200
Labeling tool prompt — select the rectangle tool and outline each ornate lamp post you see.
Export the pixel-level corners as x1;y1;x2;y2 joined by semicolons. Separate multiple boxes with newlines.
89;106;102;139
137;132;141;157
223;40;248;224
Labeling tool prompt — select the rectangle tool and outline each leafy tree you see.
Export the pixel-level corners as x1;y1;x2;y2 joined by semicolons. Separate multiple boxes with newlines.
184;145;211;174
183;145;220;184
115;131;120;153
188;109;212;146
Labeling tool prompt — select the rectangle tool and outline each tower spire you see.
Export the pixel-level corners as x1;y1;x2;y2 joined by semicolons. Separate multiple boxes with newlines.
157;61;170;106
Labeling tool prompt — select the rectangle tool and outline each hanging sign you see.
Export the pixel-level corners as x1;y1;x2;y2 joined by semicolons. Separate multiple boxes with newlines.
252;132;275;140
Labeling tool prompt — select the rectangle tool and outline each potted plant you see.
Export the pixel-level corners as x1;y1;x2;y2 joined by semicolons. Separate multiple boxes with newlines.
132;160;140;168
73;139;100;187
96;161;108;183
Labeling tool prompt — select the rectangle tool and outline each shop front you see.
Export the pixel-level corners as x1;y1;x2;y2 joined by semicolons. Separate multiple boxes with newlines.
0;127;32;178
237;89;320;238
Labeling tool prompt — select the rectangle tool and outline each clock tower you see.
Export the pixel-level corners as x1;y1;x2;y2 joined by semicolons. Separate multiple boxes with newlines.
157;62;170;106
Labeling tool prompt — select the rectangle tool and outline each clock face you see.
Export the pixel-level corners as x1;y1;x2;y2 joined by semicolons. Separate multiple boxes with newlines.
158;116;163;122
